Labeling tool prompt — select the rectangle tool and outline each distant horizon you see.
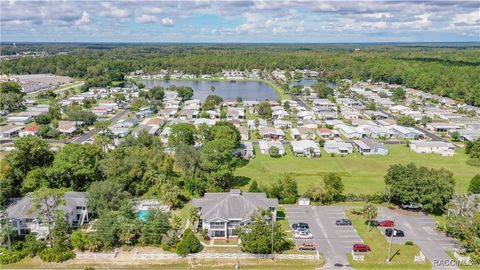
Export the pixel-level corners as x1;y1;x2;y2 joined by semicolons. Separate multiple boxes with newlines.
2;41;480;45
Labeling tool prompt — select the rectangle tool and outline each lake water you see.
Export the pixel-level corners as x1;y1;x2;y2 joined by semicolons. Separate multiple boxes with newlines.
290;79;337;88
142;80;278;101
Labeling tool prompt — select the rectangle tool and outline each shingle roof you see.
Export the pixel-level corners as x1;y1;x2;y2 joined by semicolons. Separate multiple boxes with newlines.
192;190;278;222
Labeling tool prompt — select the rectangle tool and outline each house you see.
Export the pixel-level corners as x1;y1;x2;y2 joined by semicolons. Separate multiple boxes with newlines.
290;127;316;140
410;141;455;156
7;116;32;125
426;122;460;133
336;124;365;139
247;119;267;130
389;105;411;114
273;119;292;129
389;125;424;139
234;142;254;159
300;119;319;129
4;192;90;238
341;110;361;120
353;138;389;156
259;127;285;141
134;125;159;137
324;140;353;154
258;140;285;155
116;118;139;128
455;130;480;142
238;126;250;141
109;127;130;138
19;124;40;137
194;118;218;127
338;98;362;107
57;121;83;134
290;140;321;157
192;190;278;238
0;125;24;138
317;128;337;139
316;111;338;120
312;99;335;111
179;109;199;120
296;110;315;121
360;125;394;139
227;107;245;120
160;127;172;144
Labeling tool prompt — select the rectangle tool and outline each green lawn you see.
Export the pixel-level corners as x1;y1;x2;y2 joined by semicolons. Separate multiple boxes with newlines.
447;251;480;270
235;144;477;195
346;211;431;270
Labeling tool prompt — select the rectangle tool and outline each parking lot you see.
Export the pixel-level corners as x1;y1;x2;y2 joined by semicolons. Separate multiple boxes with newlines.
285;205;361;268
376;207;459;268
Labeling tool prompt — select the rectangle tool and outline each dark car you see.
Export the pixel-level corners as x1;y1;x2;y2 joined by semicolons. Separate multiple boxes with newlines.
292;222;309;230
385;228;404;237
298;243;316;251
353;244;371;253
336;218;352;226
378;220;395;227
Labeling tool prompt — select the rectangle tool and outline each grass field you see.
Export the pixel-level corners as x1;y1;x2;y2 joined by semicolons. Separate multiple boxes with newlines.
346;211;431;270
235;144;478;195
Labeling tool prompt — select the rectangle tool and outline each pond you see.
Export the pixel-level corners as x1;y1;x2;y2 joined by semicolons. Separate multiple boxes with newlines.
142;79;278;101
290;79;337;88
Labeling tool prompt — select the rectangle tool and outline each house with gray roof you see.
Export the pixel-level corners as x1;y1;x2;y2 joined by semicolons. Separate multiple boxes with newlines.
353;138;389;156
192;190;278;238
4;192;89;239
291;140;321;157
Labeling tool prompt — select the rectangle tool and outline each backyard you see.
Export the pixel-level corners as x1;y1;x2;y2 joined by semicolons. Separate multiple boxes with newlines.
235;144;478;195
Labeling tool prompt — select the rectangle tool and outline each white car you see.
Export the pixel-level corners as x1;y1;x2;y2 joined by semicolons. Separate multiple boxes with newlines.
294;231;313;239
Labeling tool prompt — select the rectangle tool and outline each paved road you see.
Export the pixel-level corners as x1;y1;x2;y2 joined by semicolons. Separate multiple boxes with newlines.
292;95;310;110
376;207;460;270
285;205;360;269
72;109;129;143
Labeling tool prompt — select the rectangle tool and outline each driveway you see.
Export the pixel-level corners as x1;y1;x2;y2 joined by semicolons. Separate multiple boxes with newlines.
285;205;360;268
376;207;460;270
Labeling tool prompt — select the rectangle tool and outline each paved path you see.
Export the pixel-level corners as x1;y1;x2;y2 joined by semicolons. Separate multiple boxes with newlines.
377;207;460;270
72;109;129;143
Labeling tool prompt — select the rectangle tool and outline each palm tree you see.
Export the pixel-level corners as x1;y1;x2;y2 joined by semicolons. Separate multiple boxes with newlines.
189;207;200;232
210;86;215;93
363;203;378;231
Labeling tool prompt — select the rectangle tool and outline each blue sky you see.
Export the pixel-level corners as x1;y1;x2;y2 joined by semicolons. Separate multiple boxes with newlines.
1;0;479;43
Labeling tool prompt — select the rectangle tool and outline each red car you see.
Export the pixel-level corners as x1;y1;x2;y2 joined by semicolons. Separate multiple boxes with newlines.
353;244;371;253
378;220;395;227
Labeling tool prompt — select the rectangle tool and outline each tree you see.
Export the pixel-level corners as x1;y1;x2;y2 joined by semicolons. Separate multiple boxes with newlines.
450;131;460;142
34;114;51;125
304;183;331;204
87;181;131;215
396;115;416;127
169;85;193;101
445;195;480;254
139;209;171;246
0;136;54;203
311;82;334;98
159;183;182;207
248;180;261;192
130;97;150;111
189;207;200;231
239;214;292;254
29;187;66;247
210;121;241;148
113;93;126;104
150;86;165;100
66;110;97;125
257;101;272;120
366;101;376;111
52;214;71;248
175;144;202;177
236;96;243;103
323;173;344;202
268;175;298;204
465;139;480;160
268;146;280;157
363;203;378;230
468;174;480;194
0;82;25;112
205;95;223;105
392;87;406;102
46;143;103;190
210;86;215;93
176;228;201;256
168;123;196;147
420;116;432;127
384;163;455;214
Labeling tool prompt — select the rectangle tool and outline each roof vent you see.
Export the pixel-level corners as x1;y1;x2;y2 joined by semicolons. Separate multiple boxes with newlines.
230;189;242;196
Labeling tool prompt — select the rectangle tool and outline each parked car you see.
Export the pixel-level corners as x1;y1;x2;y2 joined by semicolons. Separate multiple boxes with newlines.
400;203;422;210
385;228;404;237
336;218;352;226
294;231;313;239
292;222;309;230
293;226;310;233
378;220;395;227
353;244;371;253
298;243;316;251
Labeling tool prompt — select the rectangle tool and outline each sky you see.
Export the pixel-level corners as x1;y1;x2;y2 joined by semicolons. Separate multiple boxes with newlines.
1;0;479;43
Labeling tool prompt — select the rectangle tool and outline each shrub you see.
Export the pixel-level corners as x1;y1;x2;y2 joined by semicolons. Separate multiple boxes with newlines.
405;241;414;246
71;230;89;251
39;247;75;262
84;267;95;270
0;248;26;264
176;229;201;256
351;208;363;215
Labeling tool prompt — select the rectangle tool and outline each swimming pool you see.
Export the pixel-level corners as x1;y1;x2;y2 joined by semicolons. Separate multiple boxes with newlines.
137;210;151;221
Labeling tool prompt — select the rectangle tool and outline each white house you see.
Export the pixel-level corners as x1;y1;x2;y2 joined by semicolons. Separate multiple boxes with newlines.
324;140;353;154
258;140;285;155
336;124;365;139
409;141;455;156
290;140;321;157
426;122;461;133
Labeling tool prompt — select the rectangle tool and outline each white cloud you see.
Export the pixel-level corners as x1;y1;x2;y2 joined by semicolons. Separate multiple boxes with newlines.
450;10;479;26
161;18;174;26
100;3;129;18
136;14;157;24
75;11;91;26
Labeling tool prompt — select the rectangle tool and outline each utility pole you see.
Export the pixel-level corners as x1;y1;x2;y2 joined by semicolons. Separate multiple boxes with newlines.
386;219;396;263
